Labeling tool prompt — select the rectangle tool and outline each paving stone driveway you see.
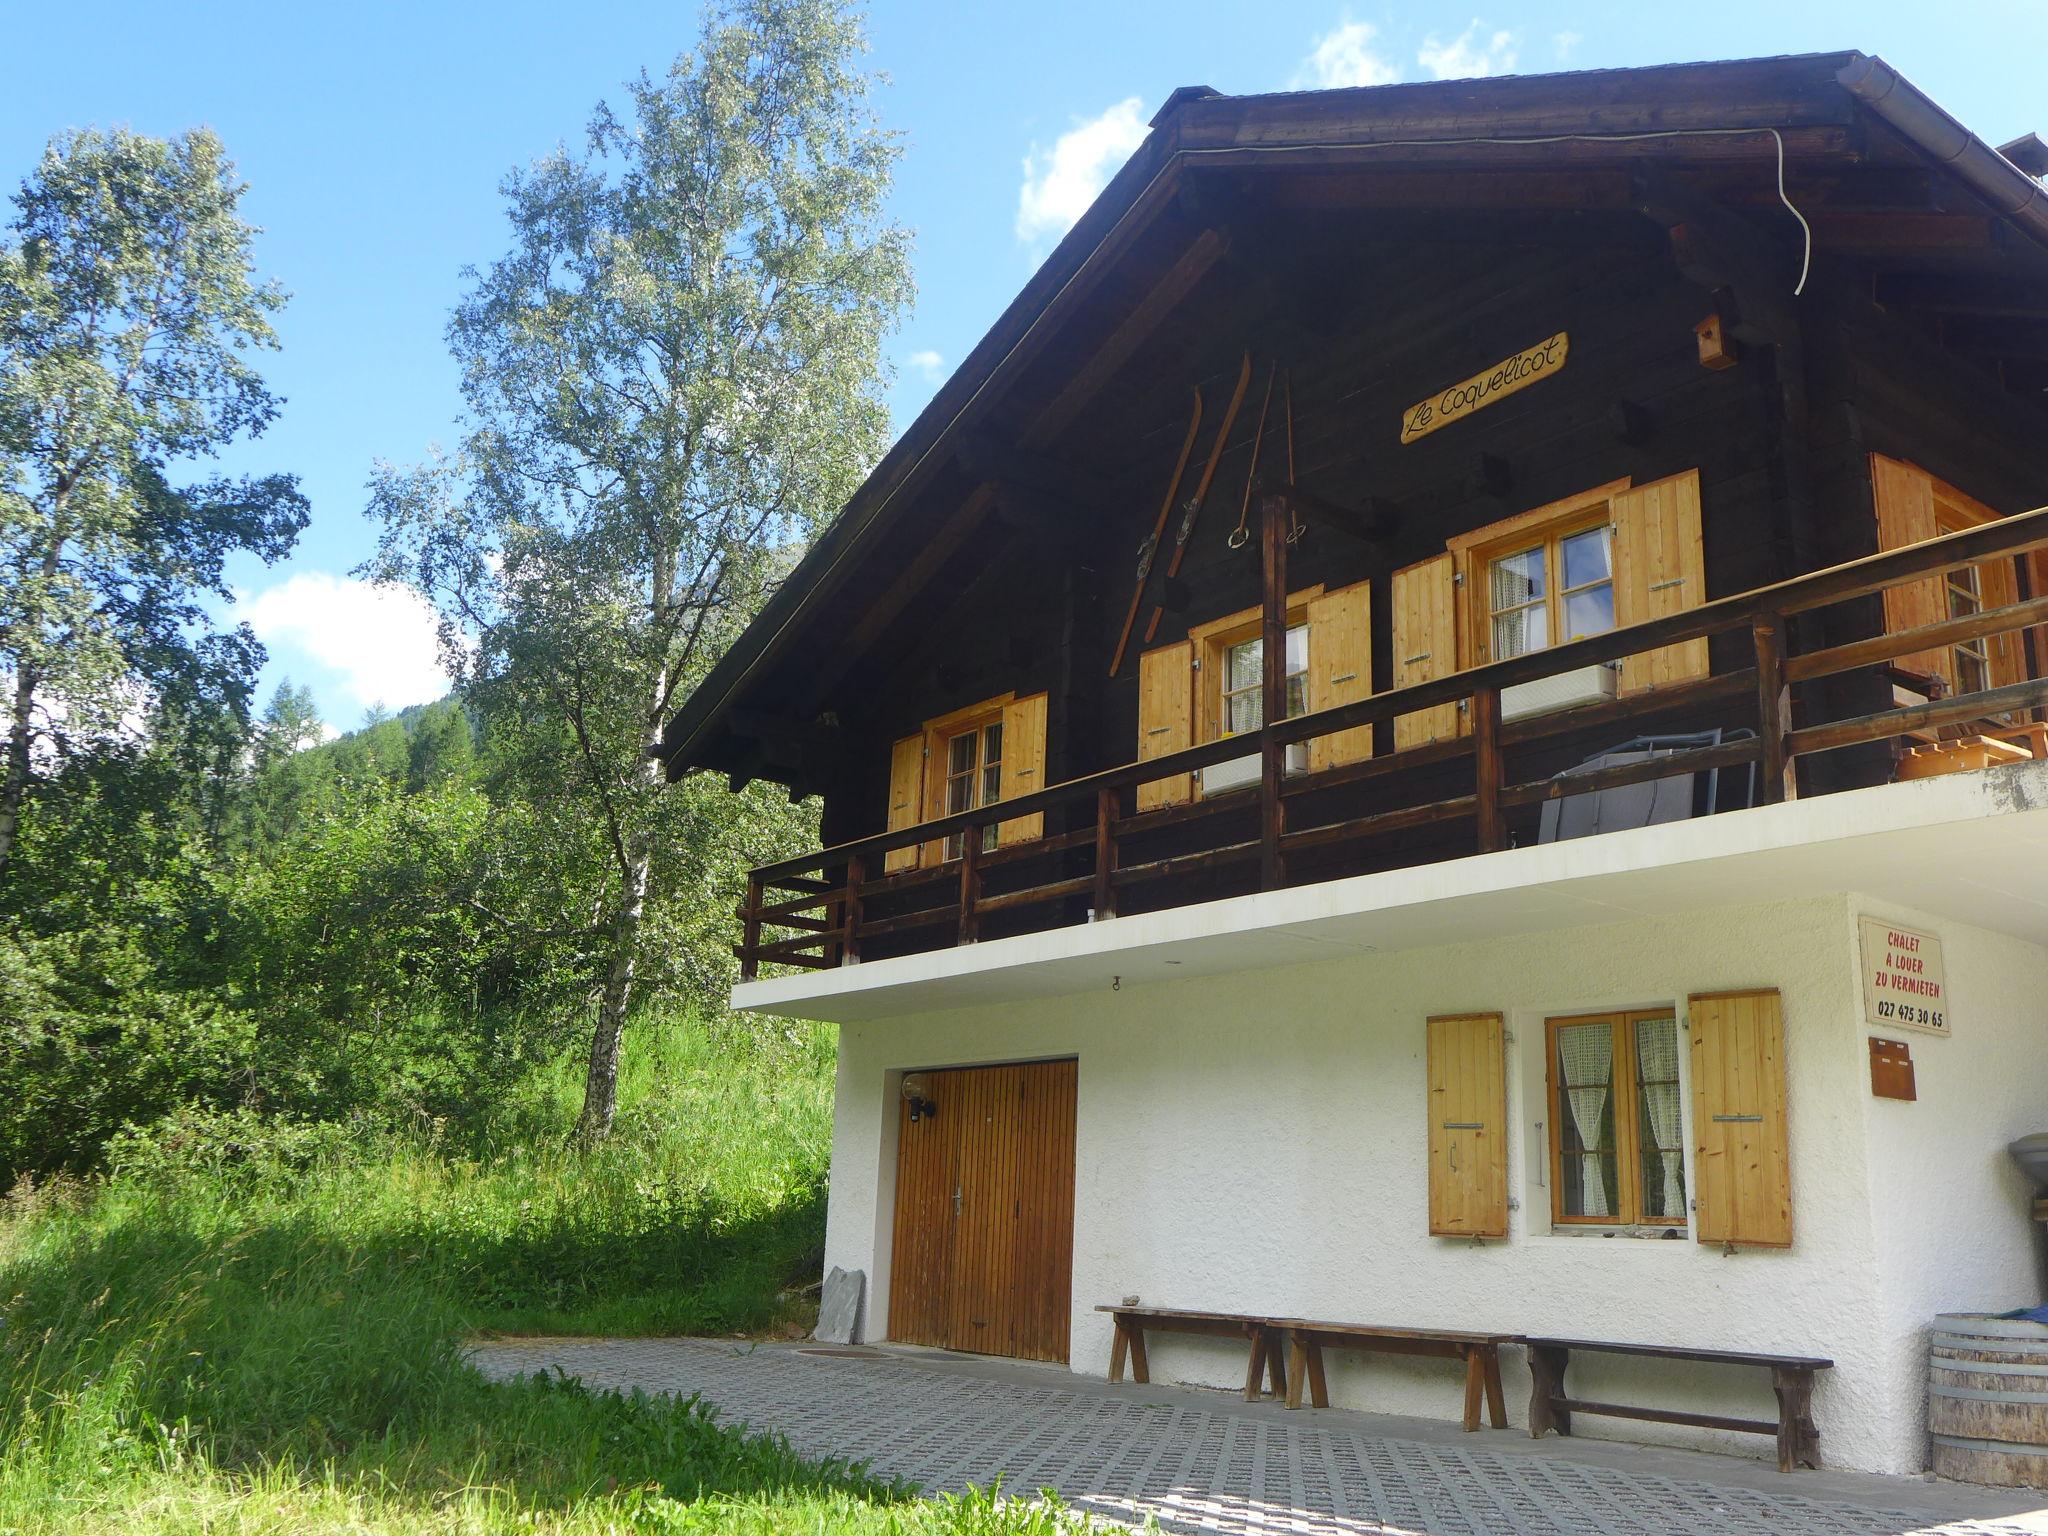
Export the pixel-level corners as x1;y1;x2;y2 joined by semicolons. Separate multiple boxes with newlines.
468;1337;2048;1536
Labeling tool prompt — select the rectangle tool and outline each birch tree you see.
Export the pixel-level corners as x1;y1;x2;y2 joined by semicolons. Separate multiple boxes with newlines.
0;128;306;878
369;0;910;1141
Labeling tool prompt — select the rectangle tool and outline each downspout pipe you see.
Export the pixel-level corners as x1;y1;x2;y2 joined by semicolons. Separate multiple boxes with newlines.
1837;53;2048;251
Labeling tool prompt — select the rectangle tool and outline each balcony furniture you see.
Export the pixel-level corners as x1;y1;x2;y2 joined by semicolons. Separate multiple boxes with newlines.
1096;1304;1288;1401
1524;1336;1833;1472
1537;728;1758;844
1278;1319;1514;1429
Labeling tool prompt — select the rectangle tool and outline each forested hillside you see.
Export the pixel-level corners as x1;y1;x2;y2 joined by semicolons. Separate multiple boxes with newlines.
3;676;817;1180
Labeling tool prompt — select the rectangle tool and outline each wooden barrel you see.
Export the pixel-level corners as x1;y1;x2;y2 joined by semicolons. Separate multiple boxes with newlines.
1929;1313;2048;1487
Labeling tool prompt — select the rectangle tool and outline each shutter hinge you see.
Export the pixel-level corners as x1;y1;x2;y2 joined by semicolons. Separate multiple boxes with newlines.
1453;570;1466;586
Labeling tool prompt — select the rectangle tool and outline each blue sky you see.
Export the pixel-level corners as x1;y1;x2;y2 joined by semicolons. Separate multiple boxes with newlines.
6;0;2045;731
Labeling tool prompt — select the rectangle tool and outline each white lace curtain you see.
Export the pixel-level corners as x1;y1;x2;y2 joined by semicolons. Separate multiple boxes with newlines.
1635;1018;1685;1219
1556;1023;1613;1218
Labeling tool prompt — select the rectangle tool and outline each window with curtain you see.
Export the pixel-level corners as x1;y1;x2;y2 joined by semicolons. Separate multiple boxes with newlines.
1221;623;1308;734
941;717;1004;860
1547;1010;1687;1229
1484;522;1615;663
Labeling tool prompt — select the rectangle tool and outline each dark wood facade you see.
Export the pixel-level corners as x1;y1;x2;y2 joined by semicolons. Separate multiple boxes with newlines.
663;54;2048;969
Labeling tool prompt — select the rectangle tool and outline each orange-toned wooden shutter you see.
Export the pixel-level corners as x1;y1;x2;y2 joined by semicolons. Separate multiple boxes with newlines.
997;692;1048;845
1391;555;1463;750
1977;548;2026;689
1427;1012;1508;1238
1611;470;1709;693
884;733;925;874
1307;580;1373;771
1871;454;1950;689
1136;641;1192;809
1688;988;1792;1248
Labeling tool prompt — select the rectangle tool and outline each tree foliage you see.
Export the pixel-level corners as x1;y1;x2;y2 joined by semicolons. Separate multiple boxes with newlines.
370;0;910;1139
0;126;308;877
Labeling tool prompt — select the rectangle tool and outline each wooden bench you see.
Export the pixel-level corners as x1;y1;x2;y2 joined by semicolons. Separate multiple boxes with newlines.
1278;1320;1513;1430
1096;1305;1289;1401
1524;1336;1832;1472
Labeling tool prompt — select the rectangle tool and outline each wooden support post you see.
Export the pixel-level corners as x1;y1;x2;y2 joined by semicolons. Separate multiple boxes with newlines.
838;854;864;966
957;824;982;945
1752;610;1797;804
1093;786;1119;920
741;875;764;981
1527;1344;1572;1438
1260;489;1289;891
1472;685;1505;853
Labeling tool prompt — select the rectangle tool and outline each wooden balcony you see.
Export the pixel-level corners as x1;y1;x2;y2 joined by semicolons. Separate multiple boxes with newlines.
735;506;2048;980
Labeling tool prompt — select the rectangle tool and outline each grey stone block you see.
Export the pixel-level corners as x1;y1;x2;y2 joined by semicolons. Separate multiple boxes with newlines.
814;1265;863;1344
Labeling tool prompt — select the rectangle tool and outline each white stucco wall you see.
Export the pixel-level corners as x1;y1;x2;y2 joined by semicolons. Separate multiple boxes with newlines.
1847;898;2048;1474
819;892;2048;1474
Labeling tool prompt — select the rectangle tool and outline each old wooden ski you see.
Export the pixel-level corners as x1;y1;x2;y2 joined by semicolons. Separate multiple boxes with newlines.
1109;387;1204;679
1142;349;1253;647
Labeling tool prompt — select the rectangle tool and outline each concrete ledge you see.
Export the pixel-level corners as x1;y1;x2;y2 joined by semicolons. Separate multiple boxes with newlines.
735;761;2048;1023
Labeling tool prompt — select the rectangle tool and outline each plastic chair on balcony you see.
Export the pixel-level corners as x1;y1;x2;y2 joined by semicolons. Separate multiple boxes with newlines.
1537;729;1758;844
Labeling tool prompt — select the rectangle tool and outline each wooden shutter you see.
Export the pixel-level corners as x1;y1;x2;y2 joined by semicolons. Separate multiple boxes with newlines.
1307;581;1373;771
1871;455;1950;689
884;733;926;874
1612;470;1709;693
1426;1012;1508;1238
1391;555;1463;750
1688;989;1792;1248
997;692;1048;845
1136;641;1192;810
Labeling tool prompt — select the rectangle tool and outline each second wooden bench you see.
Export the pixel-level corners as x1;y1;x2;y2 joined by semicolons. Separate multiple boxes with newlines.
1279;1320;1514;1431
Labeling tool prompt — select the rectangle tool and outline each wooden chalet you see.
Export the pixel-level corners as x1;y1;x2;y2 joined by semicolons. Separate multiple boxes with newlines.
662;54;2048;1480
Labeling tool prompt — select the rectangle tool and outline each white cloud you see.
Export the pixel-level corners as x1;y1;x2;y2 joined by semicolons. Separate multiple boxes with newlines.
241;572;450;712
1295;18;1400;89
907;348;944;379
1553;29;1582;61
1016;98;1148;248
1418;20;1518;80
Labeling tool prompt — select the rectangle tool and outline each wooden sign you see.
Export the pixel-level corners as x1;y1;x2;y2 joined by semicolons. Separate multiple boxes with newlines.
1401;332;1569;444
1859;916;1949;1035
1868;1037;1917;1101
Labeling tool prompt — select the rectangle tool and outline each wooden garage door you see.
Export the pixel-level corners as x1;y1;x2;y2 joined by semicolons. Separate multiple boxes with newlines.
888;1058;1076;1362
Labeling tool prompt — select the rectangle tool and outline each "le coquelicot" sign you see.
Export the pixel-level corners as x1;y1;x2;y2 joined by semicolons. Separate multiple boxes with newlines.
1400;332;1569;444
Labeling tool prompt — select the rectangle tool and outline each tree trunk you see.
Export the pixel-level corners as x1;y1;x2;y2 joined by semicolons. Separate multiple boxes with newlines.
0;661;39;882
575;640;671;1145
575;832;652;1144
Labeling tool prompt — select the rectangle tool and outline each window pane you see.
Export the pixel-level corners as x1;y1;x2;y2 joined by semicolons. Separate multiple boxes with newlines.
1563;585;1615;641
1555;1021;1616;1219
948;733;976;776
1490;546;1544;608
1561;527;1611;589
1493;603;1549;660
1227;638;1262;693
981;764;1001;805
1285;623;1308;677
946;774;973;815
1562;1154;1620;1225
1284;676;1307;719
1226;689;1261;735
1633;1017;1686;1224
983;720;1002;766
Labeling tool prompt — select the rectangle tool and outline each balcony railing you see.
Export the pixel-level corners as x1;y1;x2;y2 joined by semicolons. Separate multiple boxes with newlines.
736;505;2048;980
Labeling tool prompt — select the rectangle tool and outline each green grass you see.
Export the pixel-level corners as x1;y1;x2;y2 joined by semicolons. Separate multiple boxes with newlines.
0;1012;1084;1534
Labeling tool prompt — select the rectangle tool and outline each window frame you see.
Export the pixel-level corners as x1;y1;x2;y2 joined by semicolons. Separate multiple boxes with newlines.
917;691;1016;865
1544;1007;1688;1233
1449;479;1632;669
1186;586;1323;749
